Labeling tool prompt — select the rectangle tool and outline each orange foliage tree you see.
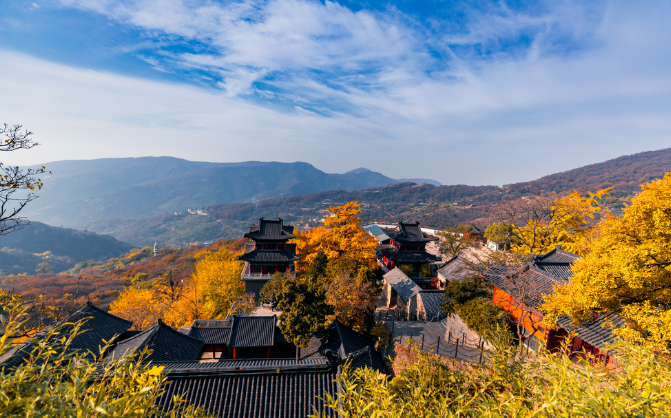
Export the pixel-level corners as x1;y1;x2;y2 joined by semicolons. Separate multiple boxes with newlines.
293;201;378;280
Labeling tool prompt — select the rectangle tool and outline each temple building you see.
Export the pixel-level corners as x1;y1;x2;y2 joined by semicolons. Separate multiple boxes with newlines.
376;221;441;286
239;218;299;296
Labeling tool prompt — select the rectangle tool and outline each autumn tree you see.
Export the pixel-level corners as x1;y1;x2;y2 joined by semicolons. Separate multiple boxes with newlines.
488;189;610;256
293;201;379;282
192;249;246;318
325;272;377;333
111;248;247;330
0;124;47;235
543;173;671;349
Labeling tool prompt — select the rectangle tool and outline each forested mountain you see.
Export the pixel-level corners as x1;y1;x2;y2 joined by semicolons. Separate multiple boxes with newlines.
80;148;671;247
506;148;671;195
21;157;439;228
0;222;134;275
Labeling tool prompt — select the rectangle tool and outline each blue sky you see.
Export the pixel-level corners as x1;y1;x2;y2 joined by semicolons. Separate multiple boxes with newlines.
1;0;670;185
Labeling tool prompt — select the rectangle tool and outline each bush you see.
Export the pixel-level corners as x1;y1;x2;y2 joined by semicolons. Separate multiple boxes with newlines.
0;301;207;417
319;331;671;417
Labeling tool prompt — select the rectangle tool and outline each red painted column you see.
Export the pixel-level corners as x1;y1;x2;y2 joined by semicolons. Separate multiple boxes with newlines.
233;348;236;360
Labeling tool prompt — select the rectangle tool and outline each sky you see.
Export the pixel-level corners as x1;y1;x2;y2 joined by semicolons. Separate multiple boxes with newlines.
0;0;670;185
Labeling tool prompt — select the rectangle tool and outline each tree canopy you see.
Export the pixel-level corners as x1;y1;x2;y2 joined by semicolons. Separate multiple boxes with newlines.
488;189;610;256
543;173;671;349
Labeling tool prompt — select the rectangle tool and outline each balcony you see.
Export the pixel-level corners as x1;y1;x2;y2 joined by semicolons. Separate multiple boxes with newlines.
240;262;275;281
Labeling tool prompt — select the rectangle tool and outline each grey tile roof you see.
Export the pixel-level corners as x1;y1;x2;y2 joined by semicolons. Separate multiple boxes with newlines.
383;268;421;303
533;246;579;264
300;321;386;373
228;316;277;348
557;314;625;351
244;218;295;241
188;327;232;345
378;244;442;264
386;221;438;243
108;320;204;362
0;302;132;368
238;246;298;263
419;291;447;321
155;371;339;418
483;264;564;309
437;256;478;282
333;321;386;373
153;358;330;374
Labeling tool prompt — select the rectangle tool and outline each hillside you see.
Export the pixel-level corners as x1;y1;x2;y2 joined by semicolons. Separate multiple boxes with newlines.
21;157;440;228
506;148;671;195
0;222;134;275
0;239;246;312
80;148;671;245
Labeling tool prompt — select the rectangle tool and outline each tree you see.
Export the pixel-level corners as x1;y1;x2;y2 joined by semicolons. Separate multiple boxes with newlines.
259;272;289;304
440;275;511;339
325;272;377;333
192;249;246;319
293;201;378;281
0;124;47;235
277;278;331;349
111;248;246;330
543;173;671;349
489;189;610;256
35;262;53;274
438;224;477;258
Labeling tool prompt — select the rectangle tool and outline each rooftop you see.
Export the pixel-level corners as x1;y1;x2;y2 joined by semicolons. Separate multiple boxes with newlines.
244;218;295;241
384;221;438;244
108;319;204;362
382;267;421;303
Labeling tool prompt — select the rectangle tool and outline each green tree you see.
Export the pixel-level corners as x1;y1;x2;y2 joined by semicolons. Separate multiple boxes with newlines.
259;271;288;304
441;276;512;339
277;279;331;350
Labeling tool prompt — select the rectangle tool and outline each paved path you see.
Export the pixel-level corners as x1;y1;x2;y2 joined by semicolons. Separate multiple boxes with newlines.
382;320;488;364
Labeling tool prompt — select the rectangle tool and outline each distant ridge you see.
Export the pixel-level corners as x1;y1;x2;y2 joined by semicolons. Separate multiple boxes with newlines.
77;147;671;247
22;158;441;228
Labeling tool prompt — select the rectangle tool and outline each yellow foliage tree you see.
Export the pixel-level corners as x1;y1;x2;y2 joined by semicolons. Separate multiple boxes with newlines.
293;201;378;277
192;249;245;319
543;173;671;349
490;189;610;256
111;249;246;329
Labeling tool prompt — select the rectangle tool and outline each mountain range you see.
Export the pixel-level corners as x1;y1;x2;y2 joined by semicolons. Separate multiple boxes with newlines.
78;148;671;247
22;158;439;228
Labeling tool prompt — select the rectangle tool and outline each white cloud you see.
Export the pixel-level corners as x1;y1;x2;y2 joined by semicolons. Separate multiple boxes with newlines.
2;0;671;185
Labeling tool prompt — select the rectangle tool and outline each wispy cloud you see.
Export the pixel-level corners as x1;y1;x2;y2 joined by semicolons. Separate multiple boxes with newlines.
1;0;671;185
